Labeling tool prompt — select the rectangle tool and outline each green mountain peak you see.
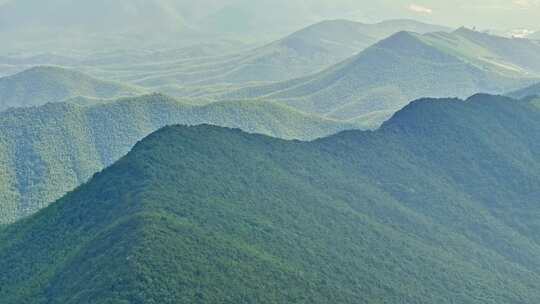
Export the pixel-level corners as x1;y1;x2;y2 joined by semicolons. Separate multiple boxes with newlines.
3;94;540;303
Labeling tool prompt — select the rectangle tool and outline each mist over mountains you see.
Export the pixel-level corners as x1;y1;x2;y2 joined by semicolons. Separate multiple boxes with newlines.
2;0;538;51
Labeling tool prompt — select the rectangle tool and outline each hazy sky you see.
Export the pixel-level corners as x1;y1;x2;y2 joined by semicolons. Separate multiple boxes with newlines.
0;0;538;36
295;0;540;31
387;0;539;30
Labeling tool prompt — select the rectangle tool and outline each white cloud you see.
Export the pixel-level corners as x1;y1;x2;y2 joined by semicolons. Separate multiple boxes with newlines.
408;4;433;14
512;0;540;7
509;28;535;38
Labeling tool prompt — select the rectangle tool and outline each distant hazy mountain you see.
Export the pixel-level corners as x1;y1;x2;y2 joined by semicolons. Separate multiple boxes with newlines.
0;93;357;224
507;82;540;99
0;66;142;111
0;18;450;90
451;27;540;75
225;29;539;124
109;19;450;87
3;94;540;303
0;0;449;52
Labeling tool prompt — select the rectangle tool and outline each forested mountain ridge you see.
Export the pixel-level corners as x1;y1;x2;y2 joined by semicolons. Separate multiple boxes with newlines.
1;94;540;303
0;93;357;224
0;66;142;111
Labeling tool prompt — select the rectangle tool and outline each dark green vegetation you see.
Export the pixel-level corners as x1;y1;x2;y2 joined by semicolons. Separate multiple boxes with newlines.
0;93;357;224
2;94;540;303
0;66;141;111
225;28;540;125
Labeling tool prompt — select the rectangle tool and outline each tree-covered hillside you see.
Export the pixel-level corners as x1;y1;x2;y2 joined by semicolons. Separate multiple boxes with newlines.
1;94;540;303
0;66;141;111
225;30;539;125
0;93;357;224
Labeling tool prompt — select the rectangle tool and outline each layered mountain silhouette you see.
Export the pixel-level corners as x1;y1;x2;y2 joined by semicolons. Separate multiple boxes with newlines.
451;27;540;74
225;29;540;124
2;94;540;303
109;19;449;87
0;93;357;224
0;66;141;111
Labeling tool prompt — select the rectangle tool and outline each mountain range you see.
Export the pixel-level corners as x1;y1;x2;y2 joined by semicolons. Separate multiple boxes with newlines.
3;1;540;303
2;94;540;303
0;18;451;99
121;19;450;87
0;0;453;48
224;28;540;124
0;93;358;224
13;19;539;124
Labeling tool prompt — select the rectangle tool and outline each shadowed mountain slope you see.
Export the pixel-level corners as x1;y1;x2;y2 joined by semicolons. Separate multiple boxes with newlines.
2;94;540;303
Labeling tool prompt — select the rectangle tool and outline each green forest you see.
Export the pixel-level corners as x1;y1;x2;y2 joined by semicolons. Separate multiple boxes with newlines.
2;94;540;303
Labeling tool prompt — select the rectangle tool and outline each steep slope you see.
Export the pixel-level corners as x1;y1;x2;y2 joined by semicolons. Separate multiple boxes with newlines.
2;94;540;303
225;31;536;123
0;66;142;111
0;94;356;223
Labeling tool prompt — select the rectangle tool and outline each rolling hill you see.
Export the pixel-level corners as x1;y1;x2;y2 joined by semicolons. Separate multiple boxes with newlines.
0;93;357;224
2;94;540;303
225;29;539;125
0;66;142;111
